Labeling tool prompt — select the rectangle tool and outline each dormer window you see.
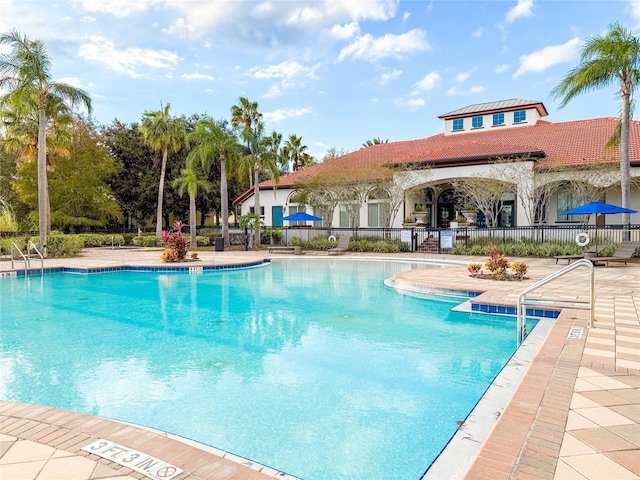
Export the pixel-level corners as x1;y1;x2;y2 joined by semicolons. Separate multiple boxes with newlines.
452;119;464;131
514;110;526;123
492;113;505;126
472;116;483;128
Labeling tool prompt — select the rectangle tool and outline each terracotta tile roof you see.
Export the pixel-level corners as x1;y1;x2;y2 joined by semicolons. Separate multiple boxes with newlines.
235;117;640;204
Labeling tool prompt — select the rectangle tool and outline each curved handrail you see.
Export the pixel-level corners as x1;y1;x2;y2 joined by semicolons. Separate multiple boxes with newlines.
10;242;29;273
27;240;44;274
517;258;594;345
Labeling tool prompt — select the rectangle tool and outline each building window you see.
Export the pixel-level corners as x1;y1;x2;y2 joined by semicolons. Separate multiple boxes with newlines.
557;190;581;222
286;205;305;226
452;118;464;131
492;113;505;126
249;206;265;216
514;110;526;123
472;116;483;128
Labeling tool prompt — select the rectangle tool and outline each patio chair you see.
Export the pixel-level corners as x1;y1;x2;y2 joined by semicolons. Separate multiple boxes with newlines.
328;235;350;255
554;244;606;265
588;241;640;267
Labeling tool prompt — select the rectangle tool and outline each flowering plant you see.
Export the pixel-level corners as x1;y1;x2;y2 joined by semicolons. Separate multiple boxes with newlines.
511;261;529;277
160;220;190;262
467;263;482;274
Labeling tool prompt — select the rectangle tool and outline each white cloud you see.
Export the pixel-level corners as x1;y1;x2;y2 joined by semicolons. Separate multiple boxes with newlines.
337;29;430;62
413;71;440;92
446;86;485;96
246;60;320;82
513;37;580;78
495;64;509;73
402;11;410;22
181;73;214;81
71;0;161;18
629;0;640;28
263;108;312;123
329;22;360;40
394;97;425;110
261;85;283;99
78;36;179;78
56;77;90;89
165;0;397;40
505;0;535;24
379;69;402;85
472;27;485;38
456;72;470;83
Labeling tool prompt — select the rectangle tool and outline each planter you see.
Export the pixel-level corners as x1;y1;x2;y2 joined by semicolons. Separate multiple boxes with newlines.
462;210;478;224
413;212;427;225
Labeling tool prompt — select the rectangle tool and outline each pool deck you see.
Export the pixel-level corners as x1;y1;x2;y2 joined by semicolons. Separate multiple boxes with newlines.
0;247;638;480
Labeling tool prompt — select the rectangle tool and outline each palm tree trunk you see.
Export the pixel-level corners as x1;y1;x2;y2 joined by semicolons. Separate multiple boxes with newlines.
156;147;168;237
220;155;229;247
253;163;261;246
189;193;197;248
37;103;48;257
620;93;632;227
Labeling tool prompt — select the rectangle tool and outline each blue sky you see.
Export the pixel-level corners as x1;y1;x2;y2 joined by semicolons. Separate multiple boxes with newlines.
2;0;640;159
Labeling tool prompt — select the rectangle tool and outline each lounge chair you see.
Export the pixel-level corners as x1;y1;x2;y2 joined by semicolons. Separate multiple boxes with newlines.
328;235;350;255
554;244;606;264
588;241;640;267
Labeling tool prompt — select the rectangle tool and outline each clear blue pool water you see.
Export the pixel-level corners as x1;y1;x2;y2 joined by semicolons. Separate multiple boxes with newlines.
0;259;531;479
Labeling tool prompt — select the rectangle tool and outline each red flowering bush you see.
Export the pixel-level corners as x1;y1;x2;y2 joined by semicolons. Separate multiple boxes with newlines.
160;220;190;262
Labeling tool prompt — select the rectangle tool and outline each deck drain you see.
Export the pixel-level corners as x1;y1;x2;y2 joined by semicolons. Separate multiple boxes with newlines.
568;326;583;339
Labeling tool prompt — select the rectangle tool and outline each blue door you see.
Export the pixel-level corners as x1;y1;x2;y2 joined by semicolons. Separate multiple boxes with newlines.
272;206;283;227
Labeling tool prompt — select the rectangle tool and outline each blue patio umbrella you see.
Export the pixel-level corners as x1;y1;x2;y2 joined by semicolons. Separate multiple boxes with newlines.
282;211;323;221
560;201;637;216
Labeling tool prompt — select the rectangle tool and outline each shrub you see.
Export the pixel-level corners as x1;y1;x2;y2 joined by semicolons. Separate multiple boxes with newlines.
467;263;482;274
511;261;529;277
196;235;210;246
485;244;510;275
160;221;189;262
36;234;84;257
133;235;160;247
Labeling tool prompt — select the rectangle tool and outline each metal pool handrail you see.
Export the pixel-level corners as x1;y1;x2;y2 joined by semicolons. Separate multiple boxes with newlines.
516;258;594;345
10;242;29;274
27;240;44;274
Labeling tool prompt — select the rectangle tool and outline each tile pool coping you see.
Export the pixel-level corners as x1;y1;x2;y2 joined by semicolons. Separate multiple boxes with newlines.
1;250;639;480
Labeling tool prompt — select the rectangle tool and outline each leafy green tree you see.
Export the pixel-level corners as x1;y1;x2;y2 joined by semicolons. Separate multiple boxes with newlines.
13;117;122;230
187;118;238;246
264;130;285;173
140;102;186;237
172;165;211;247
102;120;158;229
0;29;92;253
552;21;639;226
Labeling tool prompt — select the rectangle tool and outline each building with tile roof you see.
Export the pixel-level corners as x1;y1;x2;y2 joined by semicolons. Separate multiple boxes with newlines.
234;100;640;230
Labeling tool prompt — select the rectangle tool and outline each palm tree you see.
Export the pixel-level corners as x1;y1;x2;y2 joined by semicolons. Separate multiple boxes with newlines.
140;103;186;237
231;97;265;246
0;29;92;254
264;130;285;172
362;137;389;148
187;118;237;247
551;21;640;227
283;134;309;171
172;165;211;248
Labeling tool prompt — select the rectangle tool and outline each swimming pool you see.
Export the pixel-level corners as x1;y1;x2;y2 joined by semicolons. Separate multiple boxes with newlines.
0;259;531;479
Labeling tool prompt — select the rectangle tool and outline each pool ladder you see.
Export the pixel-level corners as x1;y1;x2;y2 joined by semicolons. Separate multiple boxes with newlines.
516;258;594;345
10;241;44;276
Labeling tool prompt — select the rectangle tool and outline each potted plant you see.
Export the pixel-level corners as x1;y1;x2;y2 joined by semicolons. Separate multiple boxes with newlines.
461;203;478;224
412;204;427;225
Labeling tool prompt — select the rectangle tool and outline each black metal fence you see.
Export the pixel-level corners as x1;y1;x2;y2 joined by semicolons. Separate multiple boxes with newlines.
282;224;640;253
